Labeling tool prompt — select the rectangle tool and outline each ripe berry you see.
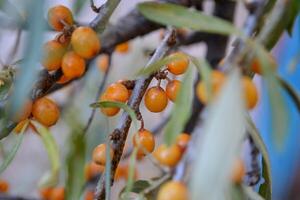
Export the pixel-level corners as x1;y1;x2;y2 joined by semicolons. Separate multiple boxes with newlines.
71;27;101;59
99;93;120;116
41;40;67;71
84;190;94;200
115;42;129;53
153;144;182;167
39;187;53;200
56;75;71;84
84;162;104;181
13;100;32;122
196;70;226;104
133;129;155;157
62;51;86;79
251;54;277;75
32;97;60;127
242;76;258;109
97;54;109;72
105;83;129;103
166;80;181;102
231;159;245;184
175;133;190;152
92;144;114;166
0;180;9;193
49;187;64;200
166;52;189;75
144;86;168;113
47;5;73;31
157;181;189;200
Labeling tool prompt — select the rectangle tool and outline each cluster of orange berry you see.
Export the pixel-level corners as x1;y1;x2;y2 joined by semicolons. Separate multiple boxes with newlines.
145;52;189;113
42;5;100;84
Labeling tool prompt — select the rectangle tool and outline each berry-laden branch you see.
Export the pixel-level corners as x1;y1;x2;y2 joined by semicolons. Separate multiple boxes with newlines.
95;29;177;200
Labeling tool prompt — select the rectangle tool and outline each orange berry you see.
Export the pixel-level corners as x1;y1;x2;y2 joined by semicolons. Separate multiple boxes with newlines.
251;55;277;75
97;54;109;72
92;144;114;166
39;187;53;200
196;70;226;104
71;27;101;59
242;76;258;109
84;190;94;200
115;42;130;53
166;80;181;102
166;52;189;75
32;97;60;127
84;162;104;181
50;187;64;200
0;180;9;193
231;159;245;184
62;51;86;79
157;181;189;200
144;86;168;113
115;164;138;181
41;40;67;71
13;100;32;122
133;129;155;157
56;75;71;84
105;83;129;103
47;5;73;31
175;133;190;152
99;93;120;116
153;144;182;167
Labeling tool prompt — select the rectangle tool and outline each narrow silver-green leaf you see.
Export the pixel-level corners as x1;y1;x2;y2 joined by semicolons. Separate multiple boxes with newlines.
138;2;241;36
0;120;28;174
125;148;138;195
31;120;60;187
90;101;138;128
190;69;246;200
246;117;272;200
163;67;194;145
65;130;86;200
73;0;87;14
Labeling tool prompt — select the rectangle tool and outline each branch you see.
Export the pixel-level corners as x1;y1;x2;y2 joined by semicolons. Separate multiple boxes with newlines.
0;194;39;200
95;28;177;200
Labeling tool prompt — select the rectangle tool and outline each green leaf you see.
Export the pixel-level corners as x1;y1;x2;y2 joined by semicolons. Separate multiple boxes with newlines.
65;130;86;200
120;180;151;198
136;53;186;76
246;116;272;200
124;148;138;195
31;120;60;187
190;69;246;200
0;120;28;174
138;2;241;36
163;67;194;145
90;101;138;128
286;0;300;35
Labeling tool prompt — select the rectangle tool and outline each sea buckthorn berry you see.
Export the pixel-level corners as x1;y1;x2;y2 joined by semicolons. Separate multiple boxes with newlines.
115;42;130;53
84;162;104;181
133;129;155;157
0;180;9;193
85;190;94;200
153;144;182;167
144;86;168;113
71;27;101;59
47;5;73;31
105;83;129;103
49;187;64;200
99;93;120;116
32;97;60;127
175;133;190;152
157;181;189;200
39;187;53;200
196;70;226;104
41;40;67;71
242;76;258;109
13;100;32;122
251;54;277;75
115;164;138;181
92;144;114;166
231;159;245;184
166;80;181;102
56;75;71;84
97;54;109;73
62;51;86;79
166;52;189;75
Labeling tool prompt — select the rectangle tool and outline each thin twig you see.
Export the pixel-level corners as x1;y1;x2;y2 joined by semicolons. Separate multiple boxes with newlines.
94;28;177;200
